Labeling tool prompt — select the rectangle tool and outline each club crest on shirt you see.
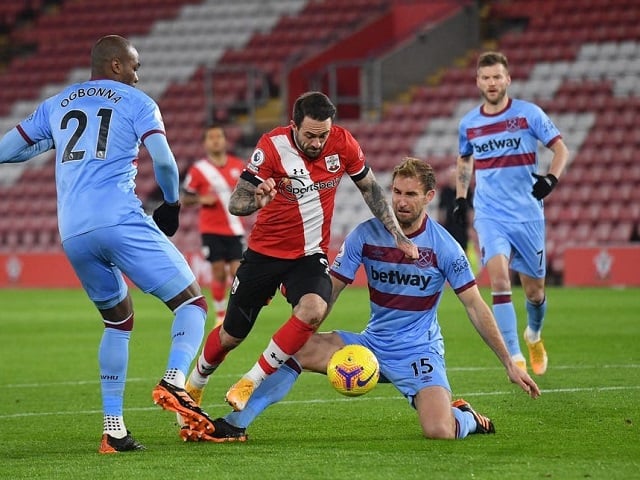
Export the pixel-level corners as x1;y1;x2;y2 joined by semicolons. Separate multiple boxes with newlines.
324;154;340;172
506;118;521;132
415;248;435;268
250;149;265;167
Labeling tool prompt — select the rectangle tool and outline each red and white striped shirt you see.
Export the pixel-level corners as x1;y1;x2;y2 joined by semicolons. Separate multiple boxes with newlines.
244;124;367;259
183;155;245;236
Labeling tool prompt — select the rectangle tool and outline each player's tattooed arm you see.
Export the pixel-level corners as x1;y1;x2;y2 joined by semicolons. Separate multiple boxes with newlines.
229;177;277;215
356;171;418;259
229;178;260;216
456;155;473;198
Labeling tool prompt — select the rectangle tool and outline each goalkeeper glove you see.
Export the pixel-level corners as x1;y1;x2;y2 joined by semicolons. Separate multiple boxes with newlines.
452;197;468;224
153;201;181;236
531;173;558;200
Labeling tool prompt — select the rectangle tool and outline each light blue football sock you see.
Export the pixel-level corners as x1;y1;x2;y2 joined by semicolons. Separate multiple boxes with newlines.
492;296;520;356
453;407;475;438
225;361;301;429
166;303;206;384
525;297;547;334
99;327;131;416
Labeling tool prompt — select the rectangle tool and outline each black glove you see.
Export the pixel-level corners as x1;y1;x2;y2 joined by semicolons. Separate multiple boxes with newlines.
153;201;181;236
531;173;558;200
452;197;468;224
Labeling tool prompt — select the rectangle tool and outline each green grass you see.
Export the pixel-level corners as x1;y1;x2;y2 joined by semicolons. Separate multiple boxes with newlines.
0;287;638;480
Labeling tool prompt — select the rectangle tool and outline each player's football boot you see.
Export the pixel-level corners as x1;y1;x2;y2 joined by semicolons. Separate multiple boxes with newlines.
180;417;248;443
452;399;496;434
176;379;206;427
99;431;145;454
524;332;548;375
225;377;255;412
152;379;215;435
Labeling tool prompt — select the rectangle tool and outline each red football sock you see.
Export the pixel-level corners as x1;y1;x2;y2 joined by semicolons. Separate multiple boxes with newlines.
273;315;316;354
211;280;226;303
257;315;315;375
202;325;228;365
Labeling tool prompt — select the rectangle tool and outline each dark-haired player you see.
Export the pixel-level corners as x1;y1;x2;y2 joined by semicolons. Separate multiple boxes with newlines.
181;124;246;327
180;92;419;436
0;35;215;452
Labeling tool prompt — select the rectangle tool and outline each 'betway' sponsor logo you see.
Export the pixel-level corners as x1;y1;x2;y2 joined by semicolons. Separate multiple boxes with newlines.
370;265;431;291
473;137;521;154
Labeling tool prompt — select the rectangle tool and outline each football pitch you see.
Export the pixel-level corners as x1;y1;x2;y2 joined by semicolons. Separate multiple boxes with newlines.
0;286;638;479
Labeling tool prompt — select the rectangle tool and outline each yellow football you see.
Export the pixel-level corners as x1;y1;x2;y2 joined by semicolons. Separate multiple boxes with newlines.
327;344;379;397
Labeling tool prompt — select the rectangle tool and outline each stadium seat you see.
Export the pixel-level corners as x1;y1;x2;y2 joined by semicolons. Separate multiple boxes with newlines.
0;0;638;281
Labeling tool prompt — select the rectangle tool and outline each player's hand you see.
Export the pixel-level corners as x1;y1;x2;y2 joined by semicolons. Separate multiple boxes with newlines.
396;235;419;260
531;173;558;200
199;193;217;206
153;201;181;236
506;362;541;399
452;197;468;224
255;178;277;209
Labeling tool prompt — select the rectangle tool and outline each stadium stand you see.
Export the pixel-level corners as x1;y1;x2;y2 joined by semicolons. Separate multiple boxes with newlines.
0;0;384;252
393;0;640;277
0;0;638;284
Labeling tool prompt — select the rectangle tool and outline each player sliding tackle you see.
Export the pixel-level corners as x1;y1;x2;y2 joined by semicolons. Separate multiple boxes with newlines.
180;157;540;442
174;92;418;441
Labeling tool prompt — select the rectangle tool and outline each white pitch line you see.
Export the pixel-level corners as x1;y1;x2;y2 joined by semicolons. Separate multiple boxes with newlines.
3;363;640;389
0;385;639;420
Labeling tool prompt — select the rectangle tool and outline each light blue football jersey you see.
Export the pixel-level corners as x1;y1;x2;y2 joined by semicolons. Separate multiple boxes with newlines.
330;216;476;355
17;79;165;241
458;98;562;223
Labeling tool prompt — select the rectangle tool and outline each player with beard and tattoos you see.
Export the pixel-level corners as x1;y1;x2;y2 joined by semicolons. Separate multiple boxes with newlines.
177;92;419;441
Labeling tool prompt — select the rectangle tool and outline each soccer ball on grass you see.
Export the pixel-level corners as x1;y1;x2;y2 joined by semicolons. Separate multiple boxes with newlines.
327;344;379;397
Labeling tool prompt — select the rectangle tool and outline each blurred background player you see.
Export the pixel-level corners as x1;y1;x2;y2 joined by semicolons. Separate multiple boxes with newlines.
437;165;480;274
179;91;418;434
181;124;246;327
453;51;569;375
183;157;540;443
0;35;215;453
438;165;473;252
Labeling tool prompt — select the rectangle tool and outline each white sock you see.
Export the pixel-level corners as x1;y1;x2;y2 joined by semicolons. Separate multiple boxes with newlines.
524;326;541;343
103;415;127;438
244;363;268;387
187;357;217;389
512;353;526;364
162;368;186;389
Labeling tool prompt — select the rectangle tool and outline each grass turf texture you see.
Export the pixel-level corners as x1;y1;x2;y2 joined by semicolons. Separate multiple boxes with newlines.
0;287;638;480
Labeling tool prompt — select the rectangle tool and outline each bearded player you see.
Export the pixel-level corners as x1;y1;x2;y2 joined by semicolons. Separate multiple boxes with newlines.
178;92;419;439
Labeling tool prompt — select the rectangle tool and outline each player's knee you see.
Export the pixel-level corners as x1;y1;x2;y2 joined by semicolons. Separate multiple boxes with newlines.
490;276;511;292
294;295;327;326
522;282;545;304
523;284;545;304
422;420;456;440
